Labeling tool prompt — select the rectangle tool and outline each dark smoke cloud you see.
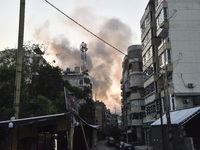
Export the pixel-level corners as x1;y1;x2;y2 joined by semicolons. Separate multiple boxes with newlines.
32;9;133;114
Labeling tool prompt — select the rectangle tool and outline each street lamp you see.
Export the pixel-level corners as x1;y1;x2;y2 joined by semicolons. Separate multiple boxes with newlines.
8;122;13;129
8;119;14;150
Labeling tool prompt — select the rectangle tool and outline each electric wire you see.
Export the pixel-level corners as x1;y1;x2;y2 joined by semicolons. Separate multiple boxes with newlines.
45;0;189;100
44;0;151;69
45;0;127;57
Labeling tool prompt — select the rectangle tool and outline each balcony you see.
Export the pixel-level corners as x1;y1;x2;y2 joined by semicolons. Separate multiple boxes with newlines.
158;42;171;56
127;93;142;101
143;56;157;68
155;1;168;18
156;21;169;38
144;74;159;88
129;106;145;114
141;22;156;41
142;38;161;55
141;3;154;25
129;72;144;88
145;93;159;105
128;119;143;126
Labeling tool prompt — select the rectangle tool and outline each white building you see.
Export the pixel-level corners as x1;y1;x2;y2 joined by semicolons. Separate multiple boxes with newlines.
140;0;200;145
121;45;145;144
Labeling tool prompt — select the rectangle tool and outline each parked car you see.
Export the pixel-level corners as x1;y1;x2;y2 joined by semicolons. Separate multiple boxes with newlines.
116;141;124;150
116;141;135;150
107;137;116;146
123;143;135;150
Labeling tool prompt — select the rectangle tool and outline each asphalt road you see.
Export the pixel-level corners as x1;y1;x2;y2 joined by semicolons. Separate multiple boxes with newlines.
97;140;116;150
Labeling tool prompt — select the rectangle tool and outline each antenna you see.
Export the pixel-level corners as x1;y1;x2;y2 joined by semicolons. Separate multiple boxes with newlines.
80;41;88;72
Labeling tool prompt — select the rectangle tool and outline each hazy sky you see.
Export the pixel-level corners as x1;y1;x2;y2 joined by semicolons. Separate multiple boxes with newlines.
0;0;149;114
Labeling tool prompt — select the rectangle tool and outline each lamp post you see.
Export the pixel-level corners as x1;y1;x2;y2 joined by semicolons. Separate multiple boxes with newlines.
8;120;14;150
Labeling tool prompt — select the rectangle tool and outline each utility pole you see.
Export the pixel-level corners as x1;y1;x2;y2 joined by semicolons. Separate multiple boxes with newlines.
12;0;26;149
159;92;165;150
162;38;173;150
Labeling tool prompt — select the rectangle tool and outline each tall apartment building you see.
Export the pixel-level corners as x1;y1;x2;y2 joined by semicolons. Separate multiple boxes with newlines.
141;0;200;145
121;45;145;144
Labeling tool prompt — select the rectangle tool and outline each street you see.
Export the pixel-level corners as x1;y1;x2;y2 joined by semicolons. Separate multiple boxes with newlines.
97;140;116;150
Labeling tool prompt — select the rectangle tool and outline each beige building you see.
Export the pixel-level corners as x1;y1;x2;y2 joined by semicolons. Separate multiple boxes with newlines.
141;0;200;145
121;45;145;144
94;100;107;138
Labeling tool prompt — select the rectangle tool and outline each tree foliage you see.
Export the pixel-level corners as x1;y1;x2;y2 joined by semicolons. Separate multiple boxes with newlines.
78;88;95;124
0;43;93;121
0;65;15;120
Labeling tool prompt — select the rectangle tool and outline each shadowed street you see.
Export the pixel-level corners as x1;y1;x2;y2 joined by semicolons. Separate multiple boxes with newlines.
97;140;116;150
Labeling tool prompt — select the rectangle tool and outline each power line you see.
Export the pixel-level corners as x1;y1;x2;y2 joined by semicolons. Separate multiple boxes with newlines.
45;0;127;56
44;0;158;72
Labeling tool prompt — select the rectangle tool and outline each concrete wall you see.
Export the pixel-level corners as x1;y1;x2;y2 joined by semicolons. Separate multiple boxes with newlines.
168;0;200;94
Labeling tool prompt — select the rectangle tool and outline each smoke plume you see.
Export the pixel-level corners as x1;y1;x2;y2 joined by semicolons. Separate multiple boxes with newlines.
32;8;134;114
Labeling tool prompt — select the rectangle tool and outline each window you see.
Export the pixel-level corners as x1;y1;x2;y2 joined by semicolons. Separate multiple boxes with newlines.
143;46;155;65
130;113;143;120
79;79;83;86
142;28;154;46
156;8;168;28
153;63;157;74
166;49;171;64
144;82;157;97
146;103;157;115
159;50;171;69
143;66;153;80
143;63;156;80
141;11;153;34
155;0;168;10
159;52;165;68
131;100;145;107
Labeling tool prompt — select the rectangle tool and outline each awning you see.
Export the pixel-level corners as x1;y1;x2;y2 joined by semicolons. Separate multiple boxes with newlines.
0;112;99;129
0;113;69;127
151;106;200;126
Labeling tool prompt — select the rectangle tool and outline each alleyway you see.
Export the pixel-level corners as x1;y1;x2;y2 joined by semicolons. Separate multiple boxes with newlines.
97;140;115;150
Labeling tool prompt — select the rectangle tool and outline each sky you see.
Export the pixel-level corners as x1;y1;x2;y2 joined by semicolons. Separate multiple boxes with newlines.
0;0;149;114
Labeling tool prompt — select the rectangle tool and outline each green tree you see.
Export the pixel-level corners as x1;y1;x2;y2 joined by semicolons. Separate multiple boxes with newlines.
78;88;95;124
33;64;63;100
20;64;68;117
20;95;52;117
0;65;15;120
0;44;95;121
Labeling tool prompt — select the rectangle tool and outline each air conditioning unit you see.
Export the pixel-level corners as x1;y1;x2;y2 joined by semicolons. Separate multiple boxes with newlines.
188;83;194;88
183;98;190;104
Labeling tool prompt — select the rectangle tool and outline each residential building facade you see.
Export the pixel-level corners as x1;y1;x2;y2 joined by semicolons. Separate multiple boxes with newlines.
121;45;145;144
62;67;93;100
94;100;107;138
140;0;200;146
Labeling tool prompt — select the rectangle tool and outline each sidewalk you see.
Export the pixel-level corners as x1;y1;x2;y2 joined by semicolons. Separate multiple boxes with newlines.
135;145;153;150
